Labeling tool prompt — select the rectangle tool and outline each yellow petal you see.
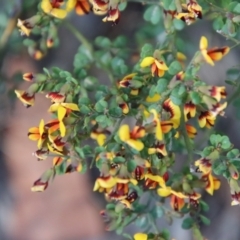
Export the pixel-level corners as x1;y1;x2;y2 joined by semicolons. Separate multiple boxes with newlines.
66;0;77;11
213;177;221;190
95;177;117;189
140;57;155;68
171;190;188;199
150;109;163;140
97;133;106;146
177;52;187;61
146;94;161;103
59;121;66;137
37;138;43;149
47;143;63;155
134;233;148;240
129;178;138;185
148;148;157;154
119;124;130;141
48;103;60;112
157;187;172;197
39;119;45;136
41;0;52;13
58;105;67;121
201;50;214;66
145;173;165;186
28;133;39;141
200;36;208;50
126;139;144;151
61;103;80;111
154;59;169;70
50;9;68;19
120;199;132;209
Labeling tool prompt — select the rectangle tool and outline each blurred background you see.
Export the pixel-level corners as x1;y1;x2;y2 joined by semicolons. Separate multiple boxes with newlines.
0;1;240;240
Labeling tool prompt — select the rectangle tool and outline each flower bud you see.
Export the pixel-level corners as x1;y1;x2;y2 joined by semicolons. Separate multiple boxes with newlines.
23;73;34;82
229;164;239;180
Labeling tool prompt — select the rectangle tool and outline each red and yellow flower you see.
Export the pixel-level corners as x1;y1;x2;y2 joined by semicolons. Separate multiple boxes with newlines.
17;15;41;36
73;0;91;15
119;125;145;151
120;191;138;209
28;119;47;149
41;0;69;18
15;90;35;107
90;129;107;146
200;36;230;66
198;111;215;128
210;102;227;117
186;124;197;138
150;109;163;140
184;102;196;120
144;172;165;189
31;178;48;192
195;158;212;173
48;102;79;137
202;172;221;195
148;143;167;157
102;7;120;24
140;56;168;77
187;0;202;19
163;98;181;128
117;73;139;95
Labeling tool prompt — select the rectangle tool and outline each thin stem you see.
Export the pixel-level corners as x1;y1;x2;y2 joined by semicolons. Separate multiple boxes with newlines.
0;18;17;49
103;117;124;147
65;21;115;84
64;21;93;53
217;31;240;49
227;83;240;105
148;214;159;234
180;106;193;164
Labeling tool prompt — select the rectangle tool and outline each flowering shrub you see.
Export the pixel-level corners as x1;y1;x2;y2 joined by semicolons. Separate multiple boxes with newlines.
11;0;240;239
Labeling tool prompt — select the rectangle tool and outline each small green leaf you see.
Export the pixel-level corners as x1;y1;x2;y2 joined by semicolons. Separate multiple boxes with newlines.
118;2;127;11
200;200;209;212
220;136;231;150
109;107;122;117
209;134;219;146
182;217;194;229
78;97;91;105
135;215;148;228
113;156;125;163
212;160;227;175
168;61;182;75
190;91;201;105
80;105;91;114
213;17;224;31
113;36;127;48
144;6;162;25
127;159;137;172
151;205;164;218
225;80;237;86
95;99;108;113
156;78;168;94
95;36;111;48
233;3;240;13
173;18;185;30
170;94;182;105
227;149;239;158
95;114;108;123
200;215;211;225
141;43;154;58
